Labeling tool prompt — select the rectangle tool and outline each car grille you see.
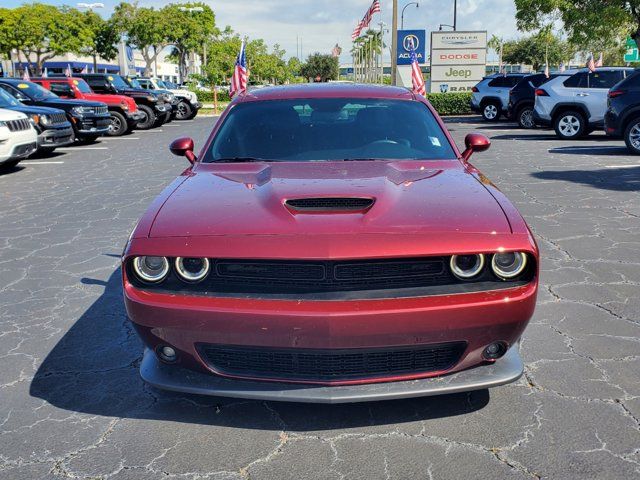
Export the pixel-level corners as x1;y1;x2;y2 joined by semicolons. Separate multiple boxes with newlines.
199;342;467;382
94;106;108;115
285;197;374;212
50;112;67;125
6;118;31;132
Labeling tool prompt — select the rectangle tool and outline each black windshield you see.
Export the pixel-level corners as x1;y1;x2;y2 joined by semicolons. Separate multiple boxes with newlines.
205;98;455;162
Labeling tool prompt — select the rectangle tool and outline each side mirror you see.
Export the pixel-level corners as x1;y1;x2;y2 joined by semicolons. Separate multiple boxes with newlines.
461;133;490;161
169;137;197;164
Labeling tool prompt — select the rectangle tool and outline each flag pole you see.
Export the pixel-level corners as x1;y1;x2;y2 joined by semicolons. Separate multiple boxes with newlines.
391;0;398;85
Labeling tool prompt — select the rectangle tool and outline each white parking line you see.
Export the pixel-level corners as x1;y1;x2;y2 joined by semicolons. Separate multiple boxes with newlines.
605;164;640;169
24;161;65;165
56;147;108;150
102;137;140;140
138;129;164;133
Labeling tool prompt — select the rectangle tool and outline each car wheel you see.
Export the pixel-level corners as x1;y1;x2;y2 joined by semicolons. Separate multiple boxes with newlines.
554;111;585;139
481;102;501;121
107;111;128;136
136;105;156;130
517;106;535;129
623;118;640;154
175;101;193;120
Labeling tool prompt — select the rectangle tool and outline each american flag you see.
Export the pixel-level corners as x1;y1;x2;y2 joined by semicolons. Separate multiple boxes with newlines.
595;52;603;67
408;38;425;96
230;40;248;98
586;53;595;72
22;67;30;81
559;62;566;73
42;67;48;78
65;64;72;77
352;0;381;41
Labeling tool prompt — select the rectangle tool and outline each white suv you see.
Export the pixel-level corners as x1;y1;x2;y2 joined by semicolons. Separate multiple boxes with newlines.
136;78;201;120
0;109;38;169
533;67;634;139
471;73;527;121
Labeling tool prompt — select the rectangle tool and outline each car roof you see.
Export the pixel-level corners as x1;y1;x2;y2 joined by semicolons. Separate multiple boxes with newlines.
559;66;635;76
237;83;414;102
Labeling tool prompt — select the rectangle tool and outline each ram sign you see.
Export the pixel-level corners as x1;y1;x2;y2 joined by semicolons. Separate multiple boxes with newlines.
429;31;487;94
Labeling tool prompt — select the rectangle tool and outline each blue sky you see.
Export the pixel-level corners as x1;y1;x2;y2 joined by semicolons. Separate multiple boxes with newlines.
4;0;520;62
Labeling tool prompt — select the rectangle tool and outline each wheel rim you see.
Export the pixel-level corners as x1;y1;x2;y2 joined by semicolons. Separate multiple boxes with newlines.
520;109;534;128
109;115;122;133
558;115;580;136
484;104;497;119
177;103;188;117
139;111;149;125
629;123;640;150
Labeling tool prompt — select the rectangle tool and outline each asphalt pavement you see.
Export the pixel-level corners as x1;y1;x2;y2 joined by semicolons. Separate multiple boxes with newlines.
0;115;639;479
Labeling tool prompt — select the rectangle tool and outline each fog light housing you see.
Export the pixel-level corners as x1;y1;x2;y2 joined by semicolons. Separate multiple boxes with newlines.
156;345;178;363
482;342;507;360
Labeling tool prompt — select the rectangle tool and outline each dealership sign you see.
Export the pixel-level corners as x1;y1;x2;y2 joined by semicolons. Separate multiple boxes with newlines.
397;30;426;65
429;31;487;94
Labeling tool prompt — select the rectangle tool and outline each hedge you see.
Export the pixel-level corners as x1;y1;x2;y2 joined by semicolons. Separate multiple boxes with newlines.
425;92;473;116
192;89;472;116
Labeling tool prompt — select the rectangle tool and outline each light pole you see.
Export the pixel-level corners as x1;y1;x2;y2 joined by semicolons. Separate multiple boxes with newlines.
400;2;418;30
438;24;455;31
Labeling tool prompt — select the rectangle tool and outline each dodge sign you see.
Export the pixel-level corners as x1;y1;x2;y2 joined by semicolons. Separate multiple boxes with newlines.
429;31;487;94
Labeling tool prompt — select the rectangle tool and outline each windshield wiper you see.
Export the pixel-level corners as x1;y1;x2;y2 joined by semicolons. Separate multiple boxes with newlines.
213;157;267;163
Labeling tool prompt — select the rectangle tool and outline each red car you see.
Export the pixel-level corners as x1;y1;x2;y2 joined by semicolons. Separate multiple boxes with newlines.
32;77;143;136
123;84;538;403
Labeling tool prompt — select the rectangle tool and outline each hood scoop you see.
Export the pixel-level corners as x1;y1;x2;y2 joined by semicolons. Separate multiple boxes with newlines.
285;197;375;213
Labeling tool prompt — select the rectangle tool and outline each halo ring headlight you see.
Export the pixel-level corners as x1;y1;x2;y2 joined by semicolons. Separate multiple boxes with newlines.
175;257;210;282
450;254;485;279
133;256;169;283
491;252;527;279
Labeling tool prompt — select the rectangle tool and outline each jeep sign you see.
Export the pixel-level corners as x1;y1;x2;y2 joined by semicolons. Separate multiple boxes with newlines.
429;31;486;94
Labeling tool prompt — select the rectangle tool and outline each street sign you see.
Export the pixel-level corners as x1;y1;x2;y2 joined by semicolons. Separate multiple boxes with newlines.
624;37;639;63
397;30;426;65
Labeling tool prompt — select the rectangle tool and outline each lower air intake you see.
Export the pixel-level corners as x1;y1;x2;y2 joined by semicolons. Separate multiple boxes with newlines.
285;197;374;212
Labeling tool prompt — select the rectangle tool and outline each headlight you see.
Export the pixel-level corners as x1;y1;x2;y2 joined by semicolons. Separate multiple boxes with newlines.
0;120;6;127
40;115;51;125
72;106;94;115
175;257;210;282
491;252;528;279
450;254;485;279
120;101;129;111
146;95;157;102
132;256;169;283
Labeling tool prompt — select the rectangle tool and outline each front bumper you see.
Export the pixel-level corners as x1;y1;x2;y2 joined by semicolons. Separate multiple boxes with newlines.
38;125;74;148
154;104;169;113
126;110;145;123
72;115;111;135
0;127;38;163
141;344;523;403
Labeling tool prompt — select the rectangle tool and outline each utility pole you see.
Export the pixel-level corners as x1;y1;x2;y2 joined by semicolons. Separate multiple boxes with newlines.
391;0;398;85
453;0;457;31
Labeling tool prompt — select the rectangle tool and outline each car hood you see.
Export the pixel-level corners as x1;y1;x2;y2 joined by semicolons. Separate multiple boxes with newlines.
39;98;105;108
81;93;137;109
4;105;65;116
149;160;511;238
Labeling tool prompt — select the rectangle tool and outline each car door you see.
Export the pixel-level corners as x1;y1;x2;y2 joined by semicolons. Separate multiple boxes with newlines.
583;70;625;122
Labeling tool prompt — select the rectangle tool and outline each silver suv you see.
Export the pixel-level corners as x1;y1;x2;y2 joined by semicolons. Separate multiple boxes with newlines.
471;73;527;121
533;67;634;139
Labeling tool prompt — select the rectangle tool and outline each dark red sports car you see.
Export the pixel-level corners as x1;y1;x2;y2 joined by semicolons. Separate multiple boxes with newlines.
123;84;538;403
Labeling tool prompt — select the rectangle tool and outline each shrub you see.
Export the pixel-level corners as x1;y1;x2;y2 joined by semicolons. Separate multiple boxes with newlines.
425;92;473;116
190;90;231;102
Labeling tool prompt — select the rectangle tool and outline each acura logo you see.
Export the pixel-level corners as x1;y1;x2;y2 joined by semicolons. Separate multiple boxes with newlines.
403;34;419;51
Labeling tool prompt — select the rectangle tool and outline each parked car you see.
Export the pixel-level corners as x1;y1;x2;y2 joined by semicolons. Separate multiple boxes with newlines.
0;79;110;143
124;76;177;123
0;108;38;169
471;73;527;121
605;69;640;154
76;73;170;130
123;84;539;403
0;87;73;154
32;77;143;136
533;67;634;139
507;73;558;128
135;77;201;120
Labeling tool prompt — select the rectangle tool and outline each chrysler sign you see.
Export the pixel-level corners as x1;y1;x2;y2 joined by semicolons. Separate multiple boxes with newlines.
429;31;487;94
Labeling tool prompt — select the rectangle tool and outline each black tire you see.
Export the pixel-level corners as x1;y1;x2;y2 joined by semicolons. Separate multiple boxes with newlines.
175;100;193;120
1;159;20;170
517;106;535;129
77;135;101;144
136;104;156;130
38;146;57;155
107;110;128;136
481;101;501;121
186;109;199;120
554;110;586;139
623;117;640;154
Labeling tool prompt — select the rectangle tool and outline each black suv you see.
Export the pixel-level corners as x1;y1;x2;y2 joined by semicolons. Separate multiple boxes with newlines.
0;86;73;153
0;79;110;142
76;73;170;129
507;73;558;128
605;69;640;154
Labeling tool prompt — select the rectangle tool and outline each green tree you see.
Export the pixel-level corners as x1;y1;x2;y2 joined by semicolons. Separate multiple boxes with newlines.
0;8;20;74
81;11;119;71
300;53;339;82
502;30;573;70
514;0;635;52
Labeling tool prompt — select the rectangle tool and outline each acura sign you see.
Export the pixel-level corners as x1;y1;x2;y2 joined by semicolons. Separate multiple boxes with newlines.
397;30;426;66
429;31;487;94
